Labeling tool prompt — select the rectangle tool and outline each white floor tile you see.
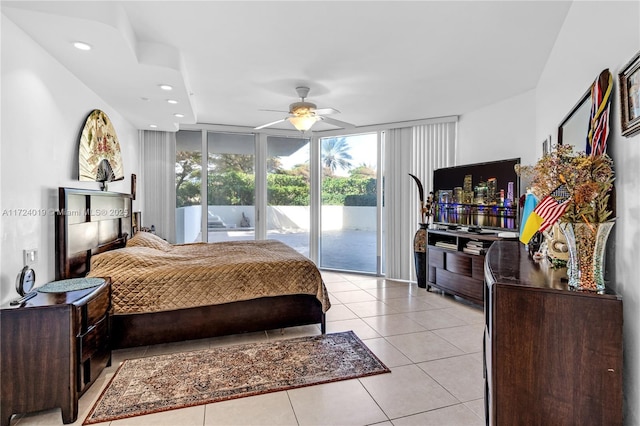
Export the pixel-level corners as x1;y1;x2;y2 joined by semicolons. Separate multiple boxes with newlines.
324;280;363;293
431;323;484;354
325;303;359;321
417;353;484;402
390;403;483;425
362;314;427;337
330;289;378;304
385;331;464;363
359;364;459;419
288;379;388;425
325;318;382;339
204;391;297;425
404;308;468;330
110;405;205;425
345;300;400;318
361;337;413;368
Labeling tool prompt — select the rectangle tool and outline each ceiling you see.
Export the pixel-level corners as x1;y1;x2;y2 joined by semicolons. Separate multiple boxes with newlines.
2;1;572;133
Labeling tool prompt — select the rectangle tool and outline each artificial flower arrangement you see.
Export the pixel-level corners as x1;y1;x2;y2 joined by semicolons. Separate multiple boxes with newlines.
517;143;615;291
519;144;614;224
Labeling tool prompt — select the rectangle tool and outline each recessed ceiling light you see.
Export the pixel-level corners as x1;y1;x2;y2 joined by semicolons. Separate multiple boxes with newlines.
73;41;92;51
149;124;158;128
174;113;184;118
167;99;178;104
159;84;173;91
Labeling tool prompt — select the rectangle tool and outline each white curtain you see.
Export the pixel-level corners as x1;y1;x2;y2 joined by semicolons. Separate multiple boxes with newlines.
384;121;457;282
139;130;176;242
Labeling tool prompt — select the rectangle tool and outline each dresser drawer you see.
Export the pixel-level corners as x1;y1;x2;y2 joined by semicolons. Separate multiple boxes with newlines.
82;285;110;332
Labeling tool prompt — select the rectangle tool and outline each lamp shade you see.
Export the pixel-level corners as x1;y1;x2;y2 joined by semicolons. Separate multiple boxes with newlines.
289;115;318;132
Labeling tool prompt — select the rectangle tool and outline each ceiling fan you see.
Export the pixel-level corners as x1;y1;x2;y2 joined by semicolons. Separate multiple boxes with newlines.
255;86;355;132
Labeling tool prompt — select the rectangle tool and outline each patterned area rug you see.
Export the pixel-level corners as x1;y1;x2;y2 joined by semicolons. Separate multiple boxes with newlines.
84;331;389;424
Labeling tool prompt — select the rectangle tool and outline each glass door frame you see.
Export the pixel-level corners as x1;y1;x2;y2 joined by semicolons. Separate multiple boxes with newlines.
312;131;384;276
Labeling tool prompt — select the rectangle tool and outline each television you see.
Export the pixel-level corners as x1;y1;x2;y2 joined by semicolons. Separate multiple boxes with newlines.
432;158;520;231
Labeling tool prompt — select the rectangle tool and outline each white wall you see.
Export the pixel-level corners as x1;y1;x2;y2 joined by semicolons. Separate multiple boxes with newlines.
0;16;140;304
535;2;640;423
458;89;537;166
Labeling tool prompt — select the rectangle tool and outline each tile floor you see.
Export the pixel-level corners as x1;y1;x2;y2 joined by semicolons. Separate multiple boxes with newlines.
10;272;486;426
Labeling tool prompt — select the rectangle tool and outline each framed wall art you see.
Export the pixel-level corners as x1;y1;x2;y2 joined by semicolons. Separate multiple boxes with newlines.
619;51;640;137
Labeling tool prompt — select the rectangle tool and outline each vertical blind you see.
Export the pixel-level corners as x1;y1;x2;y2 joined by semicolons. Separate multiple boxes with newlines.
139;130;176;242
384;121;457;282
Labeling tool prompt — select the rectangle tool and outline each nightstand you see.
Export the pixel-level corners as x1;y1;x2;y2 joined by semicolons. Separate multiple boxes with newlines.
0;278;112;426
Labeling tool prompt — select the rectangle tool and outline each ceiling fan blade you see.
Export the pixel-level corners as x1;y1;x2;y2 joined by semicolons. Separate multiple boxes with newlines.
314;107;340;115
319;116;356;129
259;108;289;113
254;118;288;130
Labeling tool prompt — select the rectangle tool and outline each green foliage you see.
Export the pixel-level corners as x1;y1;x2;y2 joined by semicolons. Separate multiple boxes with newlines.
208;170;255;206
177;150;376;207
176;181;201;207
321;176;376;206
267;174;309;205
175;150;202;207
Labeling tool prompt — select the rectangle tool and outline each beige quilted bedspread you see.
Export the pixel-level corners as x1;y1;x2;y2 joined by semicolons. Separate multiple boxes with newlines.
88;239;330;314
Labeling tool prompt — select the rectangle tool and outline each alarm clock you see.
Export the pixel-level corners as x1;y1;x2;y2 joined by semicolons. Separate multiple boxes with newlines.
16;265;36;296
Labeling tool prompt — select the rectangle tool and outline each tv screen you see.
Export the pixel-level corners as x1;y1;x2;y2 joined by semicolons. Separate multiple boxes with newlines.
432;158;520;231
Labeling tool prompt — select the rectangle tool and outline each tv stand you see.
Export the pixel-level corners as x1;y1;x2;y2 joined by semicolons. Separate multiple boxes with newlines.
426;228;503;306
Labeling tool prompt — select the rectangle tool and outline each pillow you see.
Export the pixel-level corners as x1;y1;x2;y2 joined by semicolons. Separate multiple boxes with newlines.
126;231;173;252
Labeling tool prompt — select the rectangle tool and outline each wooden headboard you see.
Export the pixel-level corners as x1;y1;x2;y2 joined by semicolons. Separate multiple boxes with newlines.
55;187;132;279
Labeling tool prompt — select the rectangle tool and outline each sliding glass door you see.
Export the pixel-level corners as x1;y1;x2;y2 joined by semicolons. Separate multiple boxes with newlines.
207;132;255;242
175;129;381;273
320;133;378;273
175;130;203;243
266;135;311;256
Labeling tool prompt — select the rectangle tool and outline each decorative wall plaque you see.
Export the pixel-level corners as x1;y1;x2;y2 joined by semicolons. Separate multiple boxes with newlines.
79;109;124;186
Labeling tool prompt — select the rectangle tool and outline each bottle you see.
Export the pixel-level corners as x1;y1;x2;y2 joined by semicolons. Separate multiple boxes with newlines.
150;225;156;234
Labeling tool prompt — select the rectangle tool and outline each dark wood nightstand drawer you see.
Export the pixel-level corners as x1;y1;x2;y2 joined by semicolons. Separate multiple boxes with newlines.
79;315;108;362
82;286;110;331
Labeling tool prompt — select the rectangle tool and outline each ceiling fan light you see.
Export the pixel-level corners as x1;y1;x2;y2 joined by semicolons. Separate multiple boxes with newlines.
289;115;318;132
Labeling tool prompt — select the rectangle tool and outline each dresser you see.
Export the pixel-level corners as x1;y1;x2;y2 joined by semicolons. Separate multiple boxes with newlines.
0;279;111;426
484;241;622;425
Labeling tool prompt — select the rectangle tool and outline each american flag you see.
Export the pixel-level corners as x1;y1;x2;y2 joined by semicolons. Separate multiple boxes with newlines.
586;70;613;156
534;195;571;233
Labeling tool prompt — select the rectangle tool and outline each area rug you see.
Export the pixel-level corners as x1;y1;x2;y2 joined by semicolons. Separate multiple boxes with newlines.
84;331;389;424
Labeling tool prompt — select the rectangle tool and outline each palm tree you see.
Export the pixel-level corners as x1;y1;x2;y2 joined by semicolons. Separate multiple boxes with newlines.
321;137;353;174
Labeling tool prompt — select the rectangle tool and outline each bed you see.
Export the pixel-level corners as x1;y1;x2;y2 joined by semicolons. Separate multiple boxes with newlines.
55;187;330;348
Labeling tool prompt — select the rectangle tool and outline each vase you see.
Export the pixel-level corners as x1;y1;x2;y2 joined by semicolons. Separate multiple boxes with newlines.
413;223;428;288
558;220;615;292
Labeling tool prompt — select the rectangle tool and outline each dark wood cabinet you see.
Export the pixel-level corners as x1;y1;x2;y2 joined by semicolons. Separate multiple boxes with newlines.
484;241;623;425
427;229;503;306
1;279;111;426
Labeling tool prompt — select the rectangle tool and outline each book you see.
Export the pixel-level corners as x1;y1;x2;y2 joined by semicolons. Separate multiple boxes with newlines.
435;241;458;250
463;247;486;255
